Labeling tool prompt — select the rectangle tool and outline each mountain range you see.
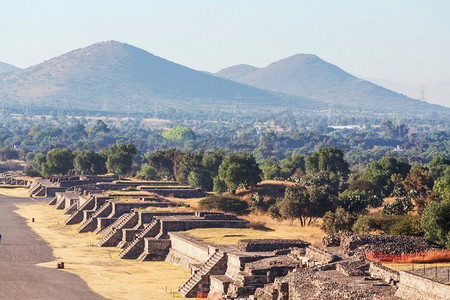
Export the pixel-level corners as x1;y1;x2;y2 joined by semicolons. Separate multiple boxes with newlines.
0;41;445;115
0;41;307;114
215;54;440;112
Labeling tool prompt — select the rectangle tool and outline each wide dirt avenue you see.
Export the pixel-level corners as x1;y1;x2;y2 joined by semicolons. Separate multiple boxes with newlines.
0;194;105;299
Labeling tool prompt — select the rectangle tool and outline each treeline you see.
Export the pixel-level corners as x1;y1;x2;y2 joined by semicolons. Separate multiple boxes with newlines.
0;112;448;169
24;142;450;248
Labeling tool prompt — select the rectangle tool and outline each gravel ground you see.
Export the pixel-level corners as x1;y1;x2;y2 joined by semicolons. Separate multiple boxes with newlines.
0;195;105;300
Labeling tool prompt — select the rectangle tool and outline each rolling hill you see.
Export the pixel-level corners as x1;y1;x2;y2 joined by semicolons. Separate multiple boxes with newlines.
215;54;443;112
0;41;317;114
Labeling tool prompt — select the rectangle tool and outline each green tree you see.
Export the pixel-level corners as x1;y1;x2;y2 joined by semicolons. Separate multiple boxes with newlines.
420;200;450;247
305;147;349;178
198;195;248;215
188;168;213;191
213;176;227;194
41;148;75;176
338;189;381;214
279;154;305;179
273;184;333;226
362;157;411;197
428;156;450;180
73;150;106;175
217;152;262;193
321;207;355;233
139;163;157;180
261;159;280;180
32;152;47;174
202;150;226;179
104;143;137;176
148;149;176;180
162;126;195;141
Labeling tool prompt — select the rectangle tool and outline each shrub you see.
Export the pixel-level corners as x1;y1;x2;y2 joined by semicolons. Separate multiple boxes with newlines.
383;197;413;215
321;207;356;233
198;195;248;215
352;214;422;235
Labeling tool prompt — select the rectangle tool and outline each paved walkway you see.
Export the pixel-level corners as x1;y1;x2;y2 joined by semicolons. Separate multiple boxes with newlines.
0;195;105;300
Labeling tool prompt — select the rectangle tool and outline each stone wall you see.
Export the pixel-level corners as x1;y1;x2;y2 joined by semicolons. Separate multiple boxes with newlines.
369;261;400;284
395;271;450;300
167;233;211;270
237;239;309;252
304;245;340;264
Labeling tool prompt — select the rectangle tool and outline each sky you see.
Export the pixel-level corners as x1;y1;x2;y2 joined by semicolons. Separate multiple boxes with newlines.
1;0;449;106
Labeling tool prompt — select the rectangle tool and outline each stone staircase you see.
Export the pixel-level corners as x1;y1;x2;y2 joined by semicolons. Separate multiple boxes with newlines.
64;202;78;215
118;219;160;259
178;251;226;298
97;211;137;247
65;196;95;225
99;211;133;236
78;201;112;233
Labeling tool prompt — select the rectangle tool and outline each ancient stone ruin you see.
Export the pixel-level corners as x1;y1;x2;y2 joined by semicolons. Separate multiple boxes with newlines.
11;174;450;299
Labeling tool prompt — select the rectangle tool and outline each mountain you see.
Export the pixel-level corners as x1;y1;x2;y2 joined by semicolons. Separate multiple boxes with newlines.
215;54;443;112
0;62;20;74
365;78;450;108
0;41;316;114
216;64;258;81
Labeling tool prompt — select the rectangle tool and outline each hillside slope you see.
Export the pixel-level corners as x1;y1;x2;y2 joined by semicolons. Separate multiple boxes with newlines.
0;62;20;74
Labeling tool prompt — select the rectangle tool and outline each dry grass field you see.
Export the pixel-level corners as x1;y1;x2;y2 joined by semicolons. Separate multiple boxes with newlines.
0;187;30;198
188;212;326;246
14;202;190;299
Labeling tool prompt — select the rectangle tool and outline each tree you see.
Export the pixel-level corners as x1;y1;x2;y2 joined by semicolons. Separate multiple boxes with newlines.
90;120;110;134
273;184;333;226
362;157;411;197
73;150;106;175
139;163;157;180
348;178;377;195
213;176;227;194
279;154;305;179
0;146;19;161
402;167;434;214
428;156;450;180
162;126;195;141
383;197;413;215
321;207;355;233
32;152;47;174
338;189;381;214
202;150;225;179
104;143;137;176
217;152;262;193
420;200;450;247
41;148;75;176
299;171;340;196
261;159;280;180
402;167;434;198
305;147;349;178
198;195;248;215
188;168;213;191
148;149;176;180
434;168;450;201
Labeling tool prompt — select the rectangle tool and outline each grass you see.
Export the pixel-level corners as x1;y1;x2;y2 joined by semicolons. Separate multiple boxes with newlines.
14;202;190;299
187;212;326;246
383;262;450;271
0;187;30;198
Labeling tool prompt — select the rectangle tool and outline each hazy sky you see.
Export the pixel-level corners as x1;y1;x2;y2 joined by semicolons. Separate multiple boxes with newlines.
1;0;449;105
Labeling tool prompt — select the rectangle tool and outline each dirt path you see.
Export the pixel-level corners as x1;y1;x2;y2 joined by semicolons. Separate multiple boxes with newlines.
0;195;105;300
